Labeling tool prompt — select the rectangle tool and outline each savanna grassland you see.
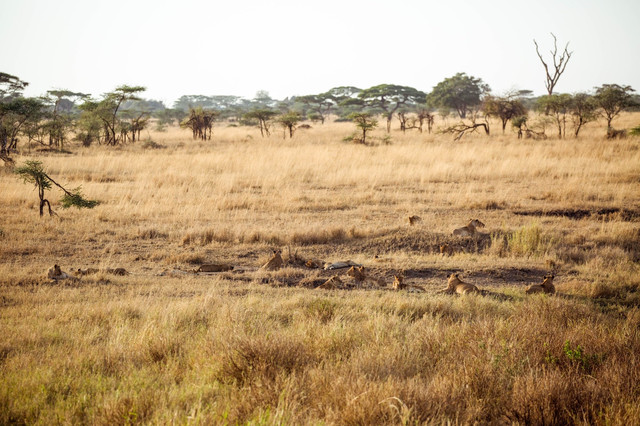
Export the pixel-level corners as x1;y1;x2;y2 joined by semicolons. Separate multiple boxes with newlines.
1;115;640;425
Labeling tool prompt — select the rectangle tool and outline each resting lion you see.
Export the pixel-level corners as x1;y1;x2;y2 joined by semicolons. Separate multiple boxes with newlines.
446;273;480;294
346;266;366;282
324;260;361;270
452;219;485;237
47;265;72;280
346;266;386;288
525;274;555;294
261;249;284;271
392;274;405;290
317;275;343;290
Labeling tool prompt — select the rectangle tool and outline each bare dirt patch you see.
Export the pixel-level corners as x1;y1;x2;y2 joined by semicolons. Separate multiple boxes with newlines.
514;207;640;222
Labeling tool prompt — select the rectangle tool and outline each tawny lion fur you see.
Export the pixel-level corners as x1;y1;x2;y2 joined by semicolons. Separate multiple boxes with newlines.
48;265;72;280
346;266;366;282
261;249;284;271
453;219;485;237
446;273;480;294
392;275;405;290
525;274;556;294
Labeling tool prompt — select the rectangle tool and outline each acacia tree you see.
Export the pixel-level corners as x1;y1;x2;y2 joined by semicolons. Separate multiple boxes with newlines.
243;108;278;137
483;94;527;133
347;112;378;145
75;100;104;146
427;73;490;119
536;94;572;139
119;107;151;142
0;72;28;99
569;93;598;137
534;33;573;95
91;85;146;145
1;73;43;163
1;98;44;156
594;84;636;131
324;86;362;119
42;90;88;150
350;85;426;132
296;94;334;124
15;160;98;216
276;112;302;138
180;107;219;140
397;109;410;132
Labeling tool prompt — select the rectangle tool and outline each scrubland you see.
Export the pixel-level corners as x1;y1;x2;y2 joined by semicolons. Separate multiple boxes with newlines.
1;114;639;424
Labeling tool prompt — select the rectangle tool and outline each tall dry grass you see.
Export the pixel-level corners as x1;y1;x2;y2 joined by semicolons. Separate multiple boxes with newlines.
1;113;639;423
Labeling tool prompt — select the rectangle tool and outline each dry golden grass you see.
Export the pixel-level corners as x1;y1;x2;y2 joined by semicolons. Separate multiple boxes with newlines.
1;113;640;424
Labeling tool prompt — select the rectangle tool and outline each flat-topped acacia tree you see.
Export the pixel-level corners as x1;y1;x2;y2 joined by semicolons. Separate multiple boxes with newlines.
594;84;636;131
80;85;146;145
348;85;426;133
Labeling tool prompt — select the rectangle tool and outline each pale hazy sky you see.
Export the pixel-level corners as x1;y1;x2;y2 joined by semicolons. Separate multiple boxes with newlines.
1;0;639;106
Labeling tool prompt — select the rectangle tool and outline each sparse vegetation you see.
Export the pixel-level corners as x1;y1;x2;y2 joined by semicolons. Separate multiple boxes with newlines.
1;113;640;424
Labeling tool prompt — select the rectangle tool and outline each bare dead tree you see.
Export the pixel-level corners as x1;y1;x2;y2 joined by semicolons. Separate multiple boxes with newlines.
441;113;490;141
397;111;408;132
512;116;547;140
444;122;489;141
534;33;573;95
404;109;435;134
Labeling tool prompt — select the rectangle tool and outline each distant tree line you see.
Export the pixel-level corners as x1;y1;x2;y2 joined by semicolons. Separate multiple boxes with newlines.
2;37;639;163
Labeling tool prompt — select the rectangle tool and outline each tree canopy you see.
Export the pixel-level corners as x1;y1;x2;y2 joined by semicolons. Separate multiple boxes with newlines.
347;84;426;132
594;84;636;130
427;73;490;119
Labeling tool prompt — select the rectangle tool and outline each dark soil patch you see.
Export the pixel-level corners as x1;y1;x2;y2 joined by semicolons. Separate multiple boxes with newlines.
400;266;550;288
352;228;492;256
514;207;640;222
471;267;549;285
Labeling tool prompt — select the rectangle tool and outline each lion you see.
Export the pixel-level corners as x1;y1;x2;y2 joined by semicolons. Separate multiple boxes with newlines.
196;263;234;273
446;273;480;294
345;266;386;288
304;258;324;269
317;275;342;290
324;260;361;270
408;215;422;226
440;243;453;256
261;249;284;271
525;274;555;294
452;219;485;237
346;266;366;282
392;274;406;290
47;265;72;280
392;274;425;292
